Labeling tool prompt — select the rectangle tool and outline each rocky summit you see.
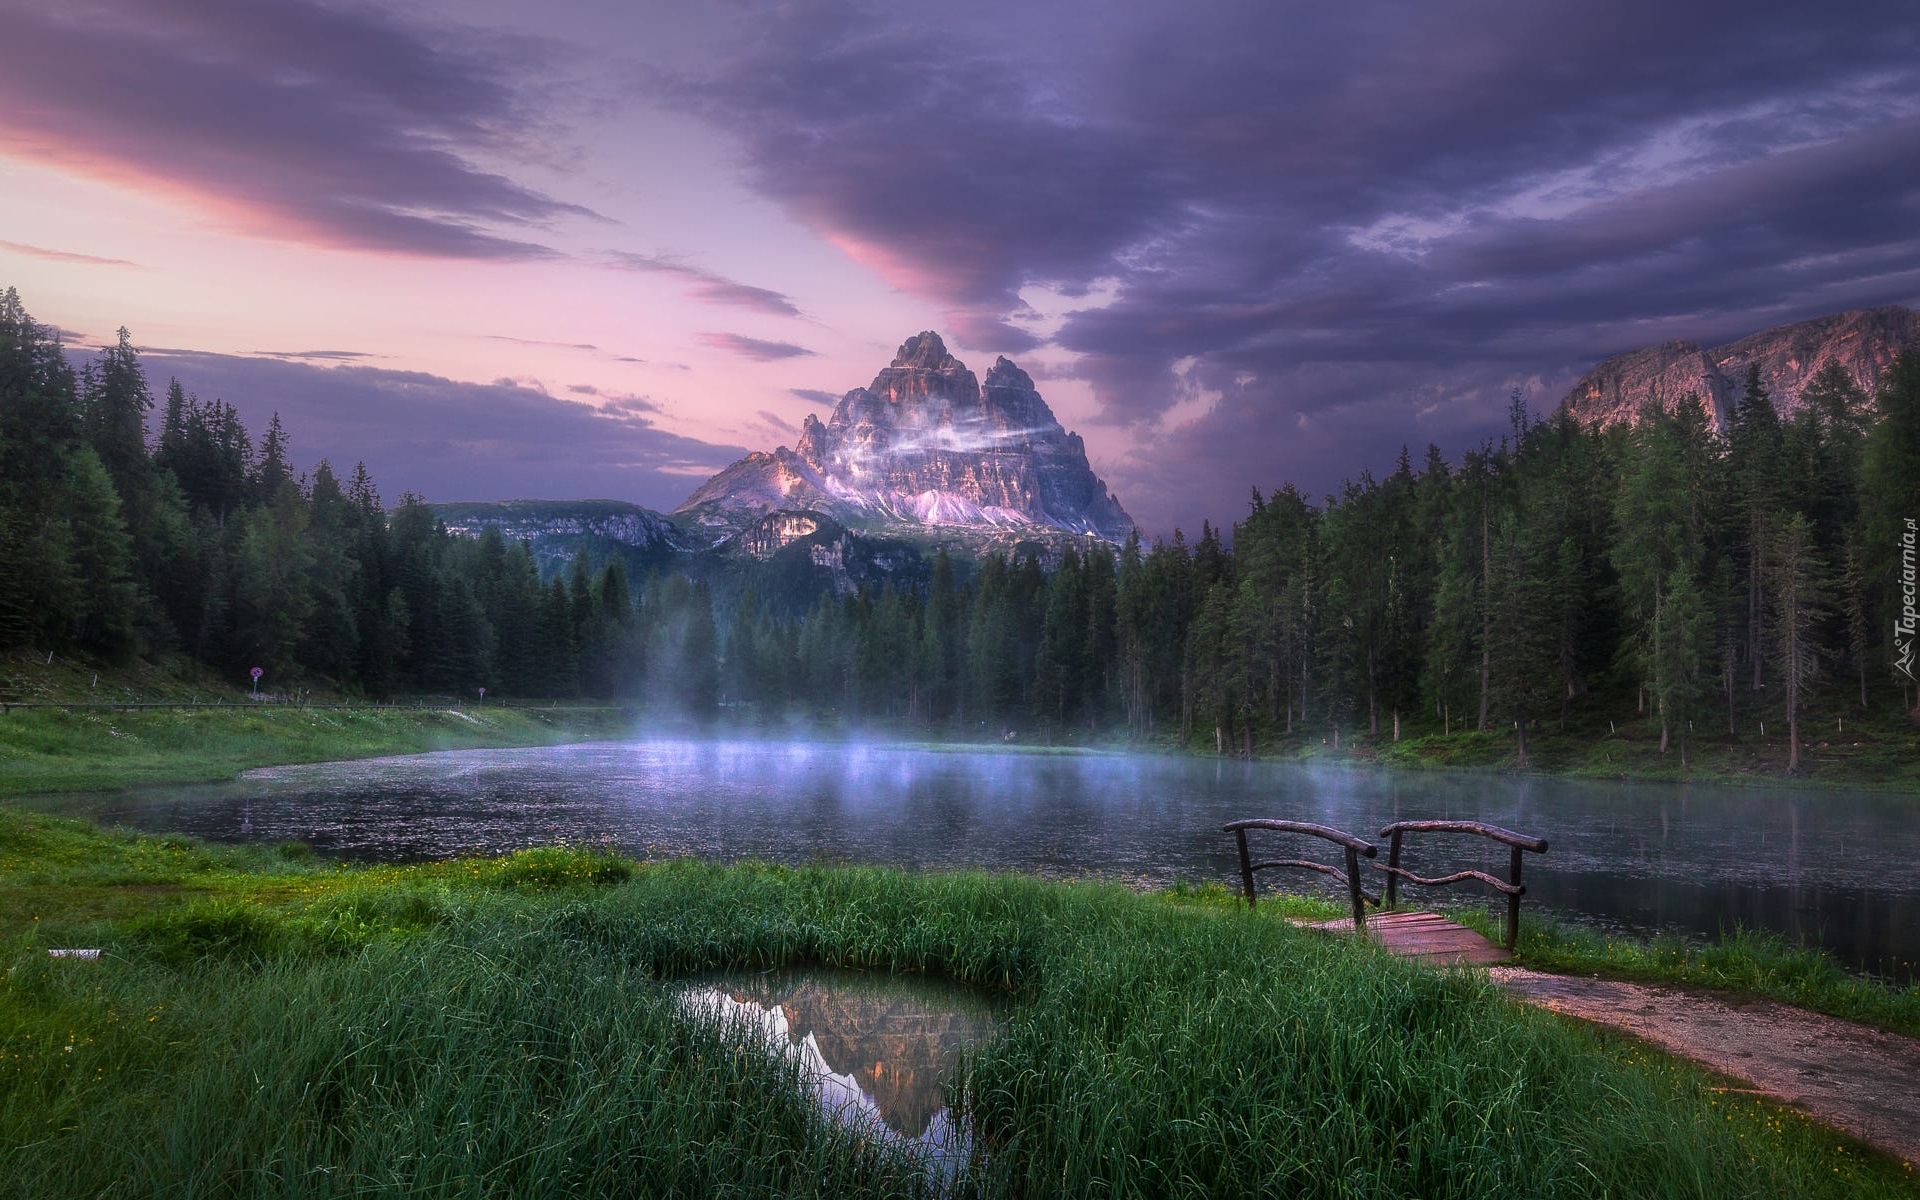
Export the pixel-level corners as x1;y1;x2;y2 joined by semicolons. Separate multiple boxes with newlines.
1558;306;1916;428
676;332;1133;542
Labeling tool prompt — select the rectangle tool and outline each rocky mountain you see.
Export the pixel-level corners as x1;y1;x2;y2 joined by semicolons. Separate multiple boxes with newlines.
677;332;1134;543
1558;306;1916;427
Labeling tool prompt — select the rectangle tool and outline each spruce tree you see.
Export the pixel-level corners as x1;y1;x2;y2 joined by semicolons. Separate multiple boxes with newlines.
1767;514;1829;771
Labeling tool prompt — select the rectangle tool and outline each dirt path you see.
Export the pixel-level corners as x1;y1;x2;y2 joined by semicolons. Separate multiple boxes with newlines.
1491;967;1920;1167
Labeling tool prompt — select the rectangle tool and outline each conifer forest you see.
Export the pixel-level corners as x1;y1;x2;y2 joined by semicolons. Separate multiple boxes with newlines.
4;287;1918;764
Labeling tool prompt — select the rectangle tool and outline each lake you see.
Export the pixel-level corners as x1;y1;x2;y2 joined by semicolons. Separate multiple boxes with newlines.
28;739;1920;977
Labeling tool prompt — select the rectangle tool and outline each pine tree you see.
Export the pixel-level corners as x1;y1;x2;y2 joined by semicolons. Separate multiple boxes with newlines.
0;288;83;649
1728;363;1784;693
297;459;361;683
1653;567;1712;766
253;413;295;503
83;327;153;502
1611;399;1695;750
60;448;139;657
1767;514;1829;771
228;484;315;678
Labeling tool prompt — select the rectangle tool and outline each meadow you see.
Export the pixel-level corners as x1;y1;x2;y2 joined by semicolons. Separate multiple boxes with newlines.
2;808;1914;1198
0;702;631;797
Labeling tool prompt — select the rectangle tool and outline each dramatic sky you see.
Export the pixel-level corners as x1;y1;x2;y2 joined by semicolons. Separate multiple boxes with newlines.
3;0;1917;534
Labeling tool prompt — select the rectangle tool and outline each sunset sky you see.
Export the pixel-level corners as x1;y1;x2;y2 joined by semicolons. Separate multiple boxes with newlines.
2;0;1916;534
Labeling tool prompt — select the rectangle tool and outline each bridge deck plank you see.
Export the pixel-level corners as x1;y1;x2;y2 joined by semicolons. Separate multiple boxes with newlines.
1295;909;1511;965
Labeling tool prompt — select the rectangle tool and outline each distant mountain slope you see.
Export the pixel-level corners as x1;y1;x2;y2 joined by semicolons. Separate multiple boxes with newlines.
432;499;693;580
429;499;931;611
1558;306;1916;427
676;332;1133;542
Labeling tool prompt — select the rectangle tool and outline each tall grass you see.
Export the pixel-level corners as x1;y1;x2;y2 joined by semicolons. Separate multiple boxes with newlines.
2;835;1915;1197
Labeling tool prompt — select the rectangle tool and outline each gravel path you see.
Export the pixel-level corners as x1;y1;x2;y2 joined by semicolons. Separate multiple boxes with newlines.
1491;967;1920;1167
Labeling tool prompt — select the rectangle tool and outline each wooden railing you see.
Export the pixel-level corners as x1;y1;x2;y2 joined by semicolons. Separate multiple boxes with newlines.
1374;820;1549;951
1222;819;1379;930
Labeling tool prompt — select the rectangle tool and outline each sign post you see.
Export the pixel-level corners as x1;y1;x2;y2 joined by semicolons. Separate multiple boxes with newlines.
249;666;262;696
478;686;486;706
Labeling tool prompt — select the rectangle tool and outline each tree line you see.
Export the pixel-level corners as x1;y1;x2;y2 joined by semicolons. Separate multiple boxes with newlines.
718;353;1920;766
5;285;1918;764
0;287;706;704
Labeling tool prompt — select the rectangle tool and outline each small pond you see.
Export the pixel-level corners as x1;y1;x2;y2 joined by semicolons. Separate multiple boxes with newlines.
677;967;1000;1174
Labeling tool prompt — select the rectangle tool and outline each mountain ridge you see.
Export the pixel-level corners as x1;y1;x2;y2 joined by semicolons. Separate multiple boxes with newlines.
1557;305;1916;426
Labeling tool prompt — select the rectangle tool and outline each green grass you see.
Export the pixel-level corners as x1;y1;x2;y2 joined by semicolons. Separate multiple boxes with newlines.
1282;697;1920;793
1461;908;1920;1038
2;809;1914;1197
0;704;632;796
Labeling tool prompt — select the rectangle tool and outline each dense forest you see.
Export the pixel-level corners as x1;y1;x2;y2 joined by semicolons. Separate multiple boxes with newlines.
3;287;1917;765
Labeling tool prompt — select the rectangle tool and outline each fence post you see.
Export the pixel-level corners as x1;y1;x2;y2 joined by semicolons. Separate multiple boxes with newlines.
1506;845;1524;951
1345;846;1367;931
1235;828;1256;907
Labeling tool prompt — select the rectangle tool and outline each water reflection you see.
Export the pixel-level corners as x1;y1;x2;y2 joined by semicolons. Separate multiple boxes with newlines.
23;740;1920;977
678;968;998;1170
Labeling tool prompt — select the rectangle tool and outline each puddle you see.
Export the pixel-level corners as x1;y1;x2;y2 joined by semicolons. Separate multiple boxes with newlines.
678;966;1001;1174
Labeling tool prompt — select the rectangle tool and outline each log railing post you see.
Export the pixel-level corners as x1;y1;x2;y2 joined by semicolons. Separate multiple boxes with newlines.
1345;846;1367;931
1222;819;1379;925
1373;820;1547;953
1506;844;1524;951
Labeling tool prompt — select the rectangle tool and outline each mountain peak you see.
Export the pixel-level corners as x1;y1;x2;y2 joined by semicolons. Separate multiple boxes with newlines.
677;334;1133;541
890;330;956;370
984;355;1035;391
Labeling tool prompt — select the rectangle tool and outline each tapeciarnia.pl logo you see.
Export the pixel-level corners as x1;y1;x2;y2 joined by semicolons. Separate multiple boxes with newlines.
1897;517;1917;683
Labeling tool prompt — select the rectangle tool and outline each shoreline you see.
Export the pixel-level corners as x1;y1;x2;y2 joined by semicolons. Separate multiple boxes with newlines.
7;700;1918;799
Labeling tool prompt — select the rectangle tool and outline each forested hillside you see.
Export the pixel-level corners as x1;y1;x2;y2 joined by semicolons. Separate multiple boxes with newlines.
0;288;696;704
4;287;1917;771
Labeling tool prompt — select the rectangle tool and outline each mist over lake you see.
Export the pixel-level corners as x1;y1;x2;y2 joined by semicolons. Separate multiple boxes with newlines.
33;740;1920;977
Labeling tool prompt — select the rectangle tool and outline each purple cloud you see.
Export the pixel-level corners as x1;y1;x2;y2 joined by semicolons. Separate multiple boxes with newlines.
0;240;139;267
0;0;584;258
126;349;742;510
486;335;601;351
253;349;377;361
697;332;815;361
609;253;802;317
753;409;797;435
677;0;1920;532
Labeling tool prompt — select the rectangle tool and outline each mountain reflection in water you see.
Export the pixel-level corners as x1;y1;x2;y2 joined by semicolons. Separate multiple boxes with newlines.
678;968;998;1162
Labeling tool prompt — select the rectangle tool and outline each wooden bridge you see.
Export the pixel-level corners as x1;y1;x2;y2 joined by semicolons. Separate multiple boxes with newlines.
1224;817;1549;966
1295;910;1512;965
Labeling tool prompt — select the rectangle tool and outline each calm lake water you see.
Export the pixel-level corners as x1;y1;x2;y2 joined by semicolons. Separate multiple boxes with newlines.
29;740;1920;976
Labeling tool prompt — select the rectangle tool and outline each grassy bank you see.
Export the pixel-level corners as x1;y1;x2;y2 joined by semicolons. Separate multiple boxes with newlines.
0;703;635;796
0;642;633;796
1485;909;1920;1036
2;810;1914;1197
1339;698;1920;792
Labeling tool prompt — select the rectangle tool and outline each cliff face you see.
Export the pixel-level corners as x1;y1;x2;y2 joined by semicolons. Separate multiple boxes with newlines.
677;332;1133;541
1559;306;1916;427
